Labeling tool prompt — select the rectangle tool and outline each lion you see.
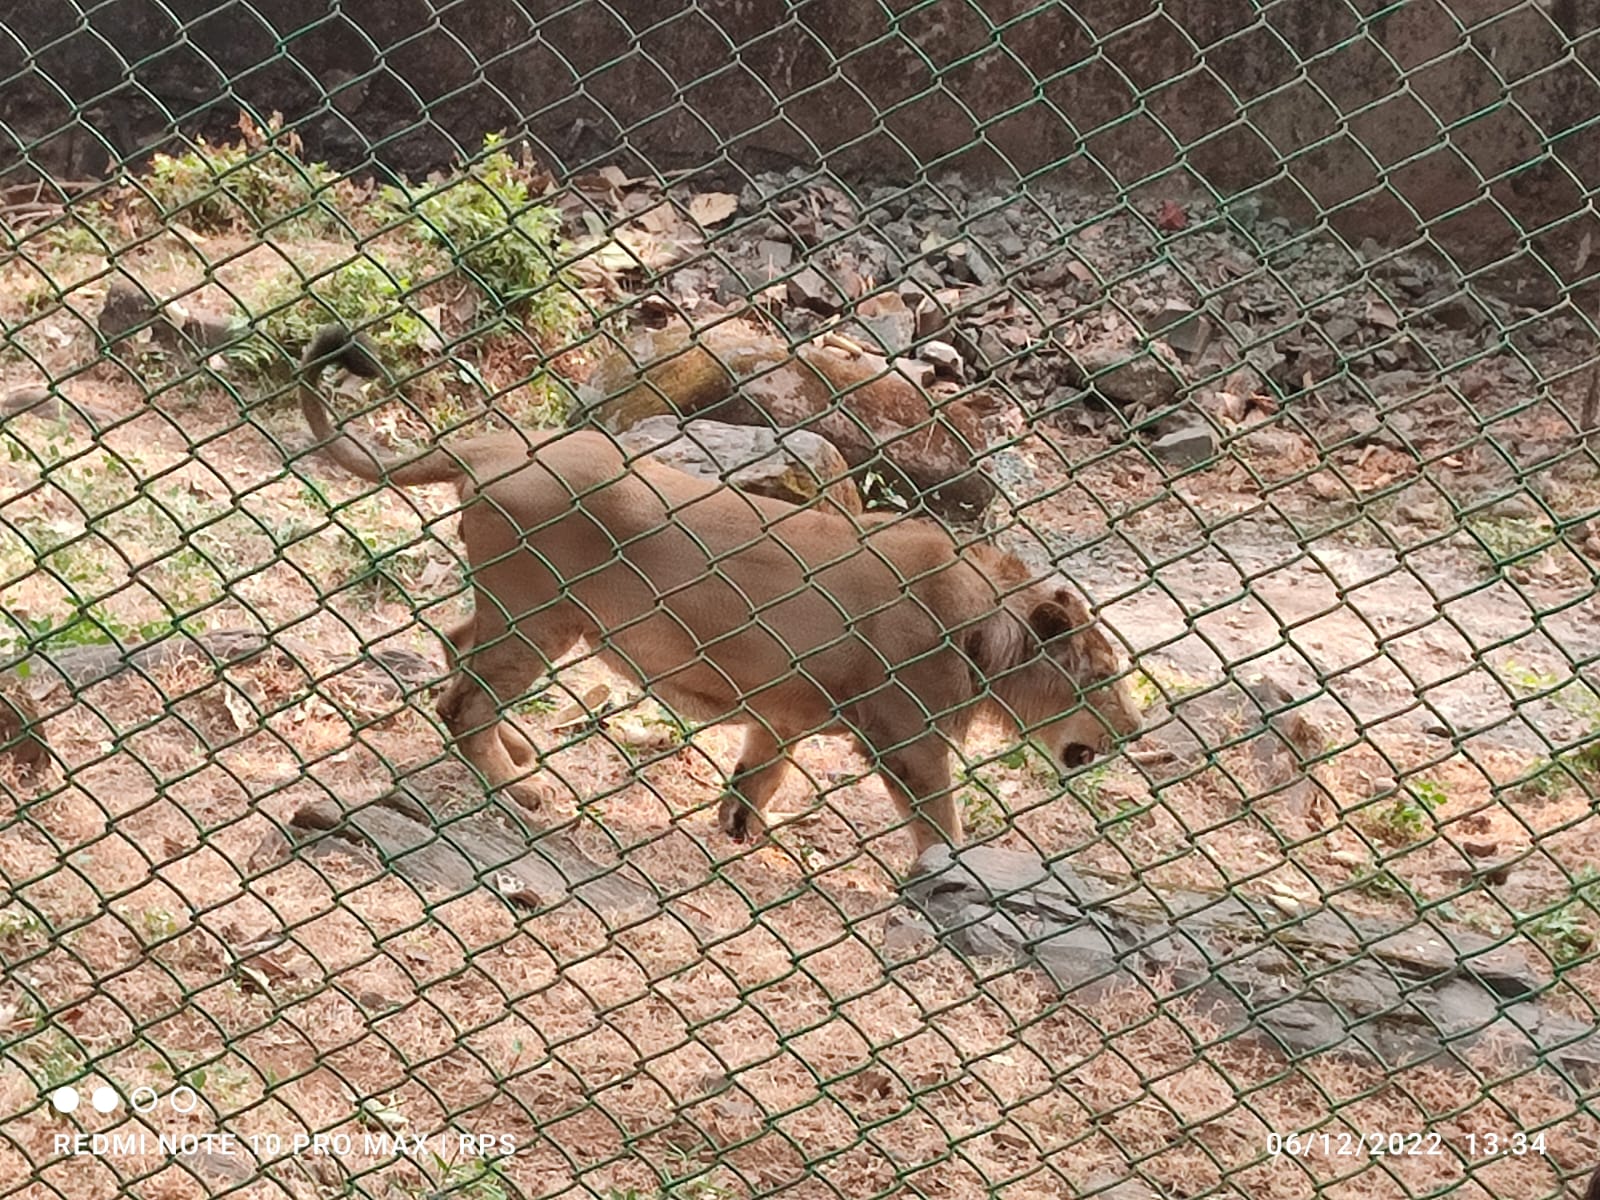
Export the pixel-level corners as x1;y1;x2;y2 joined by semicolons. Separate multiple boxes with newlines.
296;325;1142;855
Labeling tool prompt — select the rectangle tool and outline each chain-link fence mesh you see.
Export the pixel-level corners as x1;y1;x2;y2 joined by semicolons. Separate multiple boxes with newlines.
2;2;1600;1198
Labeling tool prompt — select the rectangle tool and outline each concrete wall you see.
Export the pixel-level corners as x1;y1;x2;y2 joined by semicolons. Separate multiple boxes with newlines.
3;0;1596;289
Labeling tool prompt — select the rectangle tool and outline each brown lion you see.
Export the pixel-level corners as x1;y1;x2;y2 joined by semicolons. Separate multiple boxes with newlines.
298;326;1141;854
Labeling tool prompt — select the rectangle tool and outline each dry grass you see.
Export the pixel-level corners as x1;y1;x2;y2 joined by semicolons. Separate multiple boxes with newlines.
1;238;1599;1200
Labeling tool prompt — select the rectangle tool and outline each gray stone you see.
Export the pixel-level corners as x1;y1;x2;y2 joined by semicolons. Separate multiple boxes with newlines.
1069;341;1182;406
882;908;936;955
892;357;935;388
904;844;1600;1081
1428;291;1489;332
1324;315;1360;345
615;416;862;516
785;266;842;312
920;339;965;381
1485;492;1542;522
1036;922;1122;992
994;233;1026;260
856;293;916;352
1163;312;1214;360
754;239;793;277
1149;422;1217;468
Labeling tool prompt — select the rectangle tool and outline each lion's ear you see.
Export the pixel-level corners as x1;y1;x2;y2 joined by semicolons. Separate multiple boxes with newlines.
1027;602;1071;644
1030;595;1094;643
1052;586;1093;624
1028;591;1106;680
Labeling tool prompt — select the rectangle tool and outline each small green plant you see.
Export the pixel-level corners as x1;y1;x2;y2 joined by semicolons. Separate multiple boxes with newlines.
413;1154;510;1200
601;1179;738;1200
1350;866;1417;906
233;251;433;375
0;603;177;665
15;273;59;316
958;783;1006;838
140;114;343;234
1500;658;1600;777
383;133;570;329
860;468;912;512
1509;759;1575;802
1500;659;1600;722
1466;515;1550;564
33;214;112;258
1369;777;1448;843
19;1031;85;1089
513;689;561;717
1069;761;1114;811
1129;665;1208;710
1521;902;1594;966
0;906;46;946
121;906;181;946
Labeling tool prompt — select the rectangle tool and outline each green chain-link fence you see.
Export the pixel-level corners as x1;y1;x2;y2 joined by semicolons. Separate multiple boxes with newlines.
2;3;1600;1198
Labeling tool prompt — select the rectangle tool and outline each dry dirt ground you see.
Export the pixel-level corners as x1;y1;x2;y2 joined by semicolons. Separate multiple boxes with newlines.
0;225;1599;1200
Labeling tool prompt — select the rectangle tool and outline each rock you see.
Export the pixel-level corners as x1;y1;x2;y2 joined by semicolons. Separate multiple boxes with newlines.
754;239;793;277
785;266;842;312
615;416;862;516
0;687;49;775
1428;290;1489;332
994;233;1026;260
882;908;935;955
98;275;236;358
945;241;998;286
1149;421;1216;468
905;845;1600;1080
893;357;935;388
284;764;660;919
1133;675;1323;785
1069;340;1181;406
1080;1174;1160;1200
98;275;154;341
1324;315;1360;345
178;1147;254;1185
1485;493;1542;522
920;339;964;381
856;293;915;352
974;327;1009;371
584;321;994;514
1162;311;1213;360
1396;497;1442;526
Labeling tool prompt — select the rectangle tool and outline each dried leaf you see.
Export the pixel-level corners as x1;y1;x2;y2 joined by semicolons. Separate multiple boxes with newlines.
221;684;255;733
235;963;273;996
1577;230;1593;276
1365;297;1400;330
1155;200;1188;232
688;192;739;227
551;683;614;732
357;1098;407;1133
635;203;678;235
416;305;444;355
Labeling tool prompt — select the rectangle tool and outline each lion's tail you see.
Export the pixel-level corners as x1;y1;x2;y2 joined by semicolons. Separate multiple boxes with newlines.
298;324;464;487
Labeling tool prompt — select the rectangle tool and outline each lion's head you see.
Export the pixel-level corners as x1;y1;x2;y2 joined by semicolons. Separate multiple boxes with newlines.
966;579;1143;773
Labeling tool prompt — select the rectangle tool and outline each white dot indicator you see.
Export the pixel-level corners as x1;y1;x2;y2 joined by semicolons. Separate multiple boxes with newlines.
91;1087;118;1113
50;1087;79;1114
